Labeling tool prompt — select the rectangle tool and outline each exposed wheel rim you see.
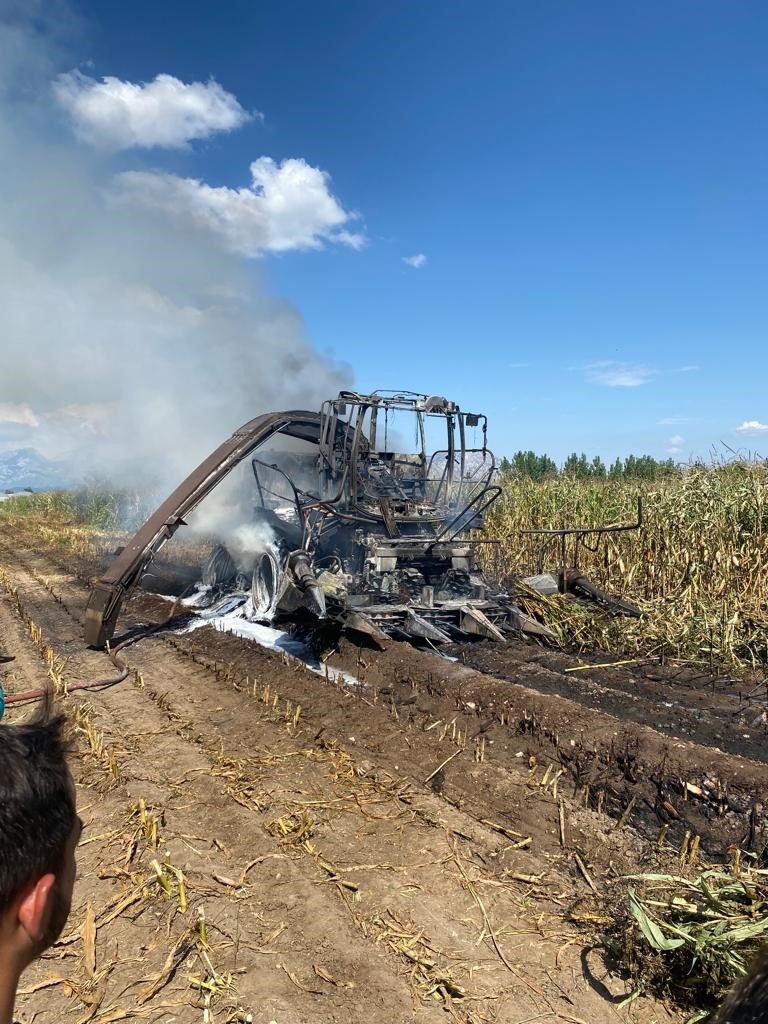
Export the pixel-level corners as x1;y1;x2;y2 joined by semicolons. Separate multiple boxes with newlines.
202;545;237;587
251;551;279;617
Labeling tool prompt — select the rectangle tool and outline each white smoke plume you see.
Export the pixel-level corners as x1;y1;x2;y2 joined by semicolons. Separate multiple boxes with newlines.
182;459;281;571
0;3;354;497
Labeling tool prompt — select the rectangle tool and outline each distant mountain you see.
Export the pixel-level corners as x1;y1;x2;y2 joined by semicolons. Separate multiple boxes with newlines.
0;448;73;491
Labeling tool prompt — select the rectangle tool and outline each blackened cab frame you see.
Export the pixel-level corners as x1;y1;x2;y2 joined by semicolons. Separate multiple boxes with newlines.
84;392;498;647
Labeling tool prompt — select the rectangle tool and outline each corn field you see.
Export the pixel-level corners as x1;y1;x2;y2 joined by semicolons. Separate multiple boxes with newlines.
483;462;768;669
0;489;142;569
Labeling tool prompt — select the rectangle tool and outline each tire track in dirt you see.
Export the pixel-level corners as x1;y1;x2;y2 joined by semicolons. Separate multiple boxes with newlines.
63;527;765;866
0;536;676;1024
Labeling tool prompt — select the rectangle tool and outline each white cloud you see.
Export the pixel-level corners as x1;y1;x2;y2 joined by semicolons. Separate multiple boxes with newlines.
402;253;426;269
735;420;768;435
665;434;685;454
583;361;657;387
53;71;253;150
111;157;365;256
0;402;39;427
674;364;699;373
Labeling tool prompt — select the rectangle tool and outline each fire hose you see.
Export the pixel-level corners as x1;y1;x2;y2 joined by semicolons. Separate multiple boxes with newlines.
0;618;182;719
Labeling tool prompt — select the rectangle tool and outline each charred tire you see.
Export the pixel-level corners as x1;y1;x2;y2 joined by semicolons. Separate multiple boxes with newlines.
251;551;279;618
202;545;237;588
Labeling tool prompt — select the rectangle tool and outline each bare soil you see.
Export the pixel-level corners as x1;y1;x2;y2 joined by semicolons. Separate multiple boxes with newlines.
453;642;768;764
1;526;766;1024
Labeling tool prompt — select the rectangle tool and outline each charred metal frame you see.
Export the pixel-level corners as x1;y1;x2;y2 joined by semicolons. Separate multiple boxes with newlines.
521;496;644;575
313;390;497;532
85;389;643;649
85;411;323;647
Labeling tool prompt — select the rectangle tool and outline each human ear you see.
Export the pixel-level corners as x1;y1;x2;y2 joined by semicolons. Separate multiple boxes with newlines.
17;874;56;944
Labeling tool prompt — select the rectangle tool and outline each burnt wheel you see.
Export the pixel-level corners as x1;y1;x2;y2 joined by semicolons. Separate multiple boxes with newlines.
202;544;237;587
250;551;279;617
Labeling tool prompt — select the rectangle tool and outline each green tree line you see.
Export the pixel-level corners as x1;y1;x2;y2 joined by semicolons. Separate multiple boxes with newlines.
499;450;679;481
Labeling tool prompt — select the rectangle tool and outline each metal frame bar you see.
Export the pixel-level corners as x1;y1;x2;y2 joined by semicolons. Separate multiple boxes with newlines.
84;411;321;647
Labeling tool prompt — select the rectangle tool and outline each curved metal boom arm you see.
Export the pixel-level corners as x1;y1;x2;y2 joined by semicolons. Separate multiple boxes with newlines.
84;410;319;648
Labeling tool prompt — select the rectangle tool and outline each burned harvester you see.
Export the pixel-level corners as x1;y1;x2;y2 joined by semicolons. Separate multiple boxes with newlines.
85;390;640;649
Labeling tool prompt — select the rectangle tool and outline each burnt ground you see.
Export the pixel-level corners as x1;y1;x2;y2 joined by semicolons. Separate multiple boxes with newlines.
451;642;768;765
321;638;767;864
0;525;766;1024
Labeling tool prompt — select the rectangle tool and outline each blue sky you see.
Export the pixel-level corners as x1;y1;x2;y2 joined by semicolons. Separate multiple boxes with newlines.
3;1;767;465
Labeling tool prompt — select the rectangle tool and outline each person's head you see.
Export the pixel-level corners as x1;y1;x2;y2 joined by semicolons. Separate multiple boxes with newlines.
0;700;80;973
716;947;768;1024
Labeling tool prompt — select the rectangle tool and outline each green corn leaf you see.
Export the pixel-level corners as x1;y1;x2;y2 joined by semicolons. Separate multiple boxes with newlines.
628;890;686;951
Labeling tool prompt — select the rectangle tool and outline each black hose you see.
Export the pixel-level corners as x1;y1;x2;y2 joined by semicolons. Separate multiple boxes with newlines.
2;605;189;710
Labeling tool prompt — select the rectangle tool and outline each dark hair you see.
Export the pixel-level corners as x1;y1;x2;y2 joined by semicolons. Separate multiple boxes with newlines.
0;699;75;913
716;948;768;1024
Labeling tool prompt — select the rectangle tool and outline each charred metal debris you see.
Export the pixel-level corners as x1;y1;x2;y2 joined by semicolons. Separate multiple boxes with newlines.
85;390;641;649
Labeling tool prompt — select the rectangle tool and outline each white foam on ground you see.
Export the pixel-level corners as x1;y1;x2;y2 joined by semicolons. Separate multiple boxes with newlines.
158;593;360;687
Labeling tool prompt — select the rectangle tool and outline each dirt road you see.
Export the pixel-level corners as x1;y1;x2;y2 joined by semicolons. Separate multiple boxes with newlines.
0;529;765;1024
